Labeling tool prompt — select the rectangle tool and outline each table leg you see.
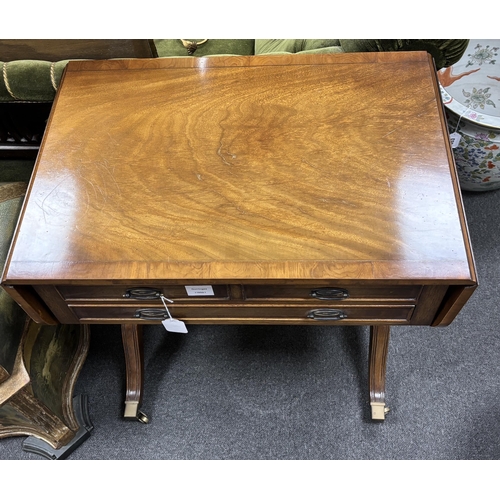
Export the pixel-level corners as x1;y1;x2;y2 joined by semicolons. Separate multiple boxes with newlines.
121;324;149;423
369;325;391;420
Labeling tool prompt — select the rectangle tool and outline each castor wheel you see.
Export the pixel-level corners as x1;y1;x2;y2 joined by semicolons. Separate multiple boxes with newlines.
137;410;150;424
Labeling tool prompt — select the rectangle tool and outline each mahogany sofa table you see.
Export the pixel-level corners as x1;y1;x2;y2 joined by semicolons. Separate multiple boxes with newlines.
1;53;477;422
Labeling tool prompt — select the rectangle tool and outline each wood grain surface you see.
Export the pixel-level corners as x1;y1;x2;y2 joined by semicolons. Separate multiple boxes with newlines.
2;53;476;284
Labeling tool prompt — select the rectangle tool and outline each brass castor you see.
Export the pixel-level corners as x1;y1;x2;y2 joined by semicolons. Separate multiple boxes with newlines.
124;402;150;424
371;403;390;420
137;410;149;424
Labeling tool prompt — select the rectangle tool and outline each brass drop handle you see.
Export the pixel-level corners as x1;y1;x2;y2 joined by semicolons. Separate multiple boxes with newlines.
124;288;161;300
306;309;347;321
133;309;170;319
310;288;349;300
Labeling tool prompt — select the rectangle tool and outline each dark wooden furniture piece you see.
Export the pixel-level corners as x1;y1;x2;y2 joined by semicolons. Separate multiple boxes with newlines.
0;39;157;159
0;39;158;62
0;319;91;459
1;53;477;422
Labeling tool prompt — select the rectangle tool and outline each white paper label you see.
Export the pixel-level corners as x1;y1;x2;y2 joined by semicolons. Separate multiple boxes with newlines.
185;285;214;296
162;318;188;333
449;132;461;149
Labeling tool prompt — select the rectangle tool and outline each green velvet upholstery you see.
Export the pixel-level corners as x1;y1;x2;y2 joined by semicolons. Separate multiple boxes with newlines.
1;59;70;102
337;39;470;70
255;39;342;54
255;39;469;70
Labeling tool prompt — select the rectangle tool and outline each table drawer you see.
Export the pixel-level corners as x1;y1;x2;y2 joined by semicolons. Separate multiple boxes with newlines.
69;304;414;323
55;284;230;301
243;285;421;302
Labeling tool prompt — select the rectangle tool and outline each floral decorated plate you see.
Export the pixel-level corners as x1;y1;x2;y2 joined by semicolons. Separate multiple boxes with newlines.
438;39;499;129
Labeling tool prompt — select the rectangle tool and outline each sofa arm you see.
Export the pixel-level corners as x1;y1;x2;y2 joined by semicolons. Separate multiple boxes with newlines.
1;59;70;102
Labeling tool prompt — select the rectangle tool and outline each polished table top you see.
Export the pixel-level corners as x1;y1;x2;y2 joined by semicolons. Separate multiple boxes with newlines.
2;52;476;286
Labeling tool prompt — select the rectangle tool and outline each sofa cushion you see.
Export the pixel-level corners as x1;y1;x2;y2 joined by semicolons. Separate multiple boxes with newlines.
255;39;469;70
338;39;469;69
255;39;341;54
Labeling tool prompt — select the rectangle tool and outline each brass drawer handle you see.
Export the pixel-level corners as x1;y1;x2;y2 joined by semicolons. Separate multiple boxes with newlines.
133;309;169;319
310;288;349;300
124;288;161;300
306;309;347;321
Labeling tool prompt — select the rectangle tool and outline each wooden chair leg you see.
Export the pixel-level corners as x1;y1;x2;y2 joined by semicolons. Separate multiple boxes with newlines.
369;325;391;420
121;324;149;423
